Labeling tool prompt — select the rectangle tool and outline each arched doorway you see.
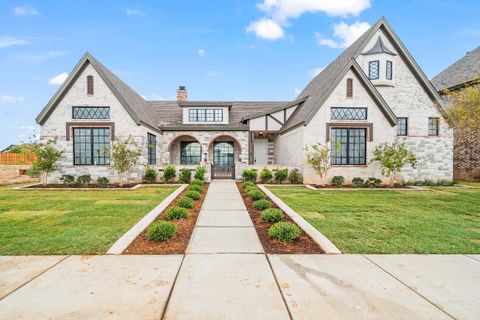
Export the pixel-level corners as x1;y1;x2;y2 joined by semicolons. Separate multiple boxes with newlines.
208;135;241;179
167;135;202;165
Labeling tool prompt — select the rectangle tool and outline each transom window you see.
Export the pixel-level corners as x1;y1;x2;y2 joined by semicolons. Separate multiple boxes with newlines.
331;128;366;165
397;117;408;136
386;60;393;80
188;109;223;122
428;118;440;136
72;107;110;119
73;128;110;165
369;60;380;80
331;107;367;120
180;141;201;165
147;133;156;165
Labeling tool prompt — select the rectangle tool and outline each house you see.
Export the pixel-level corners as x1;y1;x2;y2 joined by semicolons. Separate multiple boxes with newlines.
36;17;453;184
431;46;480;181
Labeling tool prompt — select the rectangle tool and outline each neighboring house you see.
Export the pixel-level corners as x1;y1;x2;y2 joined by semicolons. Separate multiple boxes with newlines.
36;17;453;184
431;46;480;181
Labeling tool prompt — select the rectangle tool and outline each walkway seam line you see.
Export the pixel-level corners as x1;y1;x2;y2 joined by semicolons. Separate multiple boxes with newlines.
160;254;186;320
265;254;294;320
0;255;71;301
361;255;458;320
463;254;480;263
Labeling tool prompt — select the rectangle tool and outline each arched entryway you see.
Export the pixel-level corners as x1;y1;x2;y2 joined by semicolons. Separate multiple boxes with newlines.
208;135;241;179
167;135;203;165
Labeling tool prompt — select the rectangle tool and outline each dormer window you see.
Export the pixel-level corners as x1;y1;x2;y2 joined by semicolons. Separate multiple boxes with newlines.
386;60;393;80
188;109;223;122
87;75;94;95
368;61;379;80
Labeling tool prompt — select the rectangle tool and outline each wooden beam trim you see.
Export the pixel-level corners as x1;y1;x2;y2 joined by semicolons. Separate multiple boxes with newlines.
326;122;373;142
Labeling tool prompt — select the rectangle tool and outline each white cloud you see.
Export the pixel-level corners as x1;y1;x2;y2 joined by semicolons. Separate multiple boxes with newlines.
198;48;206;57
0;95;24;105
0;37;28;48
14;5;39;16
124;8;145;16
248;0;371;40
308;66;325;77
48;72;68;85
246;19;284;40
316;21;371;48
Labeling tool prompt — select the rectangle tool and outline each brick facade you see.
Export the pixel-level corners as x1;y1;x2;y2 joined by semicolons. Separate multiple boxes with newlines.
453;128;480;181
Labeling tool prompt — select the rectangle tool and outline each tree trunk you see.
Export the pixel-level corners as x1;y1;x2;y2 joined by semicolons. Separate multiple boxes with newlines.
42;171;48;187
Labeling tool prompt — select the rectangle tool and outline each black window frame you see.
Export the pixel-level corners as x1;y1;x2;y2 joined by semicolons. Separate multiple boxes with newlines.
369;60;380;80
180;141;201;165
331;107;367;120
213;141;234;166
73;127;110;165
188;109;223;122
397;117;408;136
428;117;440;136
386;60;393;80
330;128;367;165
72;106;110;120
147;133;156;165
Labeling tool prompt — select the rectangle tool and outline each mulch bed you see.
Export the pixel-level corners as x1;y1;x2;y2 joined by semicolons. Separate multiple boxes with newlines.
236;182;323;254
123;183;209;254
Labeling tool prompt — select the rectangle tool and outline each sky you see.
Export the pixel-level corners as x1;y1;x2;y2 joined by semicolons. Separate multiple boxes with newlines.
0;0;479;149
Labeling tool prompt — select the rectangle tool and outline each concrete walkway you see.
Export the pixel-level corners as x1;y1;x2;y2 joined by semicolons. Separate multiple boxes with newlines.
0;180;479;319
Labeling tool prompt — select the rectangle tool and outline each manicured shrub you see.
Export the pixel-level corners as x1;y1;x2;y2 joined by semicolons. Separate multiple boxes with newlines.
331;176;345;188
268;222;301;242
76;174;92;187
274;168;289;184
352;177;364;188
194;166;207;180
191;179;204;186
97;177;109;188
260;167;273;183
165;206;189;220
364;177;382;188
60;174;75;186
247;189;265;200
242;168;257;182
163;165;176;182
438;179;455;186
143;166;158;183
242;181;255;190
261;208;284;223
189;184;203;193
253;199;272;210
177;196;195;209
146;221;177;242
179;168;192;183
288;169;303;184
184;190;201;200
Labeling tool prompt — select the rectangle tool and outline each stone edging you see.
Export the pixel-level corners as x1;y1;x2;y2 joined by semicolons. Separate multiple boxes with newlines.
106;184;188;254
258;185;342;254
9;183;183;191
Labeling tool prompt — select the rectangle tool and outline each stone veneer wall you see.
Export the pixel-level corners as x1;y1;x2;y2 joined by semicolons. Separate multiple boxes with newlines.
453;128;480;181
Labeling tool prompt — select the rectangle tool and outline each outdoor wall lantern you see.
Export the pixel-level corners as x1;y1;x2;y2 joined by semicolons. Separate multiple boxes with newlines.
203;152;208;163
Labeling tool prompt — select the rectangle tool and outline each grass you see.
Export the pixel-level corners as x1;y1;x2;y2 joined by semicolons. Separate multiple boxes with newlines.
268;186;480;254
457;181;480;187
0;185;178;255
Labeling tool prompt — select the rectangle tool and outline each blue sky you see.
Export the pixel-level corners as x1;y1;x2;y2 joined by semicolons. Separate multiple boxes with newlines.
0;0;479;149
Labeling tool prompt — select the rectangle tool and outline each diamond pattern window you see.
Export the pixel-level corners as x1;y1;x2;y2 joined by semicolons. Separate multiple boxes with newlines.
386;60;393;80
397;117;408;136
369;60;379;80
428;118;439;136
331;128;366;165
73;128;110;165
72;107;110;120
331;107;367;120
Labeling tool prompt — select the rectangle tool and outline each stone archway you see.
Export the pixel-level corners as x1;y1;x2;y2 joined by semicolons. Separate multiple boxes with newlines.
207;135;242;179
167;135;202;165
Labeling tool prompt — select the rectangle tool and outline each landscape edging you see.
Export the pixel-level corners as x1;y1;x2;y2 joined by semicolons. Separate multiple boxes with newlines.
259;184;342;254
106;184;188;254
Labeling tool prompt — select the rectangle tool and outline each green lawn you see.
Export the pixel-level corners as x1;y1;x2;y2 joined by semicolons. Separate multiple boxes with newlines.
268;186;480;254
0;185;178;255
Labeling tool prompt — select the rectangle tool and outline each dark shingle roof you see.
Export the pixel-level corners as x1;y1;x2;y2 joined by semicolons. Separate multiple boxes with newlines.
361;37;396;56
431;46;480;92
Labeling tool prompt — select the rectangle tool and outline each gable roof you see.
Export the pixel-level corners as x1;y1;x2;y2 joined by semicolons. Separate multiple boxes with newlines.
282;16;445;133
36;52;159;131
431;46;480;92
361;37;396;56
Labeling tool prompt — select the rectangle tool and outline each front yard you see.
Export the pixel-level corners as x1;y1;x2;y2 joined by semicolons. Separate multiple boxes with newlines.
0;185;178;255
268;186;480;254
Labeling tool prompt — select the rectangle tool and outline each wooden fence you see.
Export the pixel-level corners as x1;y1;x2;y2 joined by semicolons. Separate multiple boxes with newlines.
0;152;36;165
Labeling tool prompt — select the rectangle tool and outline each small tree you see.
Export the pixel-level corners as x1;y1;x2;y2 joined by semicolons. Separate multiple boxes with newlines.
111;137;142;187
304;143;330;183
29;138;63;186
371;142;417;184
444;82;480;131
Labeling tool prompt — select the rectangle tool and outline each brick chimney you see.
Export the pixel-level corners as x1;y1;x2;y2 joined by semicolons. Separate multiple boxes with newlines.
176;86;188;101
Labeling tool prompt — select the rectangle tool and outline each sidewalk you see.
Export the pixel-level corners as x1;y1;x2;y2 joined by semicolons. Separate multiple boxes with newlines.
0;180;479;319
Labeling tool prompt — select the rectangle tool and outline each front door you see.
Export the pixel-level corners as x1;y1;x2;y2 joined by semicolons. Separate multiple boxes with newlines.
212;141;235;179
254;138;268;165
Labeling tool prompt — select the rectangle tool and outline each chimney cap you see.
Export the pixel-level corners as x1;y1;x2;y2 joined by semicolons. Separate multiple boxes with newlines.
178;85;186;90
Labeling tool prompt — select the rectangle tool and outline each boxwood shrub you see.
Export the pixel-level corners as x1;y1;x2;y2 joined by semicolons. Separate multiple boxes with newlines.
177;196;195;209
364;177;382;188
274;168;289;184
253;199;271;210
268;222;300;242
189;184;203;193
247;189;265;200
242;168;257;182
288;169;303;184
352;177;364;188
242;181;256;190
184;190;201;200
191;179;204;186
260;208;284;223
97;177;109;188
179;168;192;183
165;206;189;220
331;175;345;188
146;221;177;242
260;167;273;183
